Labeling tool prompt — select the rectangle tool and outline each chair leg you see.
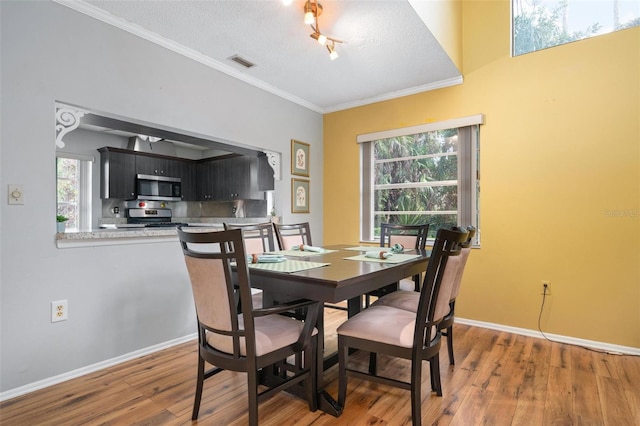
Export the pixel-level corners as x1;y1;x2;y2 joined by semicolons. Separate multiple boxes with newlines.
306;335;318;412
192;354;205;420
247;368;259;426
446;325;455;365
430;354;442;396
368;351;377;375
337;336;348;407
410;357;423;426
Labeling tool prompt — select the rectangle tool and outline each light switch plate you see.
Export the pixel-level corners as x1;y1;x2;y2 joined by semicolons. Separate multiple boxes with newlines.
8;184;24;205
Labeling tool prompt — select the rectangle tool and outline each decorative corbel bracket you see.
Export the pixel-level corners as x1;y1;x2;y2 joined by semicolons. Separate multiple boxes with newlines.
263;150;281;181
55;107;85;149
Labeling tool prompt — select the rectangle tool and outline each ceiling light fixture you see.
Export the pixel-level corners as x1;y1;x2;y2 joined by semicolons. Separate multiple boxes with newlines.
303;0;342;60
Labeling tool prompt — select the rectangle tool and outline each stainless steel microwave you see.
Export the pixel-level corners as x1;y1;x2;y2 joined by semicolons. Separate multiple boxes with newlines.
136;174;182;201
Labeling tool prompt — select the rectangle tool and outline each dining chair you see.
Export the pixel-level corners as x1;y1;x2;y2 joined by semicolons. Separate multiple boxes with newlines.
273;222;348;313
371;226;476;365
273;222;313;250
223;222;276;254
336;227;469;426
223;222;276;309
364;223;430;307
177;227;319;425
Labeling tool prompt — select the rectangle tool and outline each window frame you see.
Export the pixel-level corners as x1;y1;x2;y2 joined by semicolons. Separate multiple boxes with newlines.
56;153;94;232
359;115;482;245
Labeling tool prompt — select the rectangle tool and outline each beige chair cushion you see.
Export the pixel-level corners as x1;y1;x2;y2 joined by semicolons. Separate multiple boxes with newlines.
337;305;417;348
207;314;317;357
389;234;418;250
398;277;417;291
281;234;304;250
372;290;419;312
244;237;266;255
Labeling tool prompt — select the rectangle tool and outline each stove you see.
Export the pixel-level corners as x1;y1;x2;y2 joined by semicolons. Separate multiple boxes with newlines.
126;204;187;228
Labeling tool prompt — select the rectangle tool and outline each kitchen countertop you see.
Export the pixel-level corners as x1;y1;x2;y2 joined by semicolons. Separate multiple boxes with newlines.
56;218;272;249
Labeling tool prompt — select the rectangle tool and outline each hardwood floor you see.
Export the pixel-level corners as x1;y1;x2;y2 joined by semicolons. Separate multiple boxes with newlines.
2;307;639;425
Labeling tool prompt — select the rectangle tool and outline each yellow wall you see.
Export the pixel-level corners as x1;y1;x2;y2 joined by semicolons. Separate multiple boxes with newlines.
409;0;463;71
324;0;640;348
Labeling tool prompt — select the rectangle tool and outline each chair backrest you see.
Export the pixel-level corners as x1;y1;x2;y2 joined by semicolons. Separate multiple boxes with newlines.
449;226;476;302
224;222;276;254
380;223;429;251
414;227;469;345
177;227;258;358
273;222;312;250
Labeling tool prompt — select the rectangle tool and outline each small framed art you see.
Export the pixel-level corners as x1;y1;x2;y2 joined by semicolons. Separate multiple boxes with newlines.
291;139;310;177
291;178;310;213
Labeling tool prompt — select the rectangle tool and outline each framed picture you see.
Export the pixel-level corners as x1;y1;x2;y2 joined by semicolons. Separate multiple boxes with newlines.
291;139;310;177
291;178;310;213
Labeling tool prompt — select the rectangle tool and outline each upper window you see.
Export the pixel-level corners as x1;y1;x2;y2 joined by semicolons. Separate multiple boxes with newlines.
57;154;93;232
513;0;640;56
359;115;481;244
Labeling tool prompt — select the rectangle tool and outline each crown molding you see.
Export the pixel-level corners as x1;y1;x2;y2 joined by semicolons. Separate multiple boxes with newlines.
52;0;324;113
53;0;463;115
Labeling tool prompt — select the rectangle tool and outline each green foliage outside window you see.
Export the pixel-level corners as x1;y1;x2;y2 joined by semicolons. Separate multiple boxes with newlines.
513;0;639;56
57;157;79;230
373;130;458;238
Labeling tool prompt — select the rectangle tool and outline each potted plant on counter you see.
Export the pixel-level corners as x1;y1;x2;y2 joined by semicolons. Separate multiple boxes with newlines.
56;214;69;233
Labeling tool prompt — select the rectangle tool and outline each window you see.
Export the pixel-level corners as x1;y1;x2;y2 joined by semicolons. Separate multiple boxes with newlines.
56;154;93;231
513;0;640;56
359;115;481;244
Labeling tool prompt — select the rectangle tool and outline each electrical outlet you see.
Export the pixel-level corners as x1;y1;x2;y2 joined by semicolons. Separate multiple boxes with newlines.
51;300;68;322
541;281;551;296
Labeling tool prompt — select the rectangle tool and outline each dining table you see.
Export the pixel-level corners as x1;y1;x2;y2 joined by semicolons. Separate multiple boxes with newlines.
246;244;430;417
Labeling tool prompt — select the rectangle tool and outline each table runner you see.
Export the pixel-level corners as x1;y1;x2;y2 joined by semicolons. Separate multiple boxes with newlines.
248;259;330;273
344;246;379;251
344;253;422;264
266;249;338;257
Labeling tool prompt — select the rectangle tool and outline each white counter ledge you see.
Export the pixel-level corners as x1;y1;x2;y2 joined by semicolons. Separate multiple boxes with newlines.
55;220;264;249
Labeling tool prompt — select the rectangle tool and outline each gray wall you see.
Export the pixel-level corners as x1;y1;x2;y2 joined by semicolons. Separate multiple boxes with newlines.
0;1;323;394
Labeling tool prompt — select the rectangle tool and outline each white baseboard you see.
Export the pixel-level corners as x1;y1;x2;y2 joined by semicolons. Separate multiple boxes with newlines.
0;333;197;402
3;319;639;403
456;317;640;356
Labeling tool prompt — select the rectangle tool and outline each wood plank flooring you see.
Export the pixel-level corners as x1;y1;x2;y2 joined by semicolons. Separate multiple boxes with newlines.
2;306;639;425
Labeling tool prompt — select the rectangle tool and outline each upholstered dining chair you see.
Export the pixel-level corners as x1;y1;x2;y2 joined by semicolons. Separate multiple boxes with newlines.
273;222;313;250
223;222;276;309
336;227;469;426
372;226;476;365
177;227;319;425
223;222;276;254
273;222;347;313
364;223;430;307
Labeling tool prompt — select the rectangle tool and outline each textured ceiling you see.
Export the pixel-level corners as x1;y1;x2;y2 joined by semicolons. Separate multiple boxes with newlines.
60;0;462;113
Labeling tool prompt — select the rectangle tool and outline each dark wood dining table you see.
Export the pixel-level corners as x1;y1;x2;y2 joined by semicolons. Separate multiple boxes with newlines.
247;244;430;417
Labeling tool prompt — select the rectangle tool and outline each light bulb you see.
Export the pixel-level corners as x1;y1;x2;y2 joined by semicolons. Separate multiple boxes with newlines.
317;34;327;45
304;11;315;25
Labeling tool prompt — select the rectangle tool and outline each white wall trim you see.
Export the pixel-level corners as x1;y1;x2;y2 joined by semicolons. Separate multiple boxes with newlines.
456;317;640;356
357;114;484;143
0;333;197;402
51;1;462;115
3;317;638;402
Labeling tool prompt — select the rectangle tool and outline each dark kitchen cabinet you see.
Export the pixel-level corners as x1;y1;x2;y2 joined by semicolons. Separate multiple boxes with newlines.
175;160;198;201
217;156;260;200
135;155;177;177
198;159;218;200
198;155;263;201
99;147;136;199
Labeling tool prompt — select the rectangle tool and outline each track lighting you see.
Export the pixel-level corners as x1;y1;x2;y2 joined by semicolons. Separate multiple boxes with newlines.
302;0;342;60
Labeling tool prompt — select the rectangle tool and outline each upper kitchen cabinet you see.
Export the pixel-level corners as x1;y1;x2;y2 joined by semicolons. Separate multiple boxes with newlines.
218;155;260;200
99;147;136;199
198;155;267;201
135;154;176;177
